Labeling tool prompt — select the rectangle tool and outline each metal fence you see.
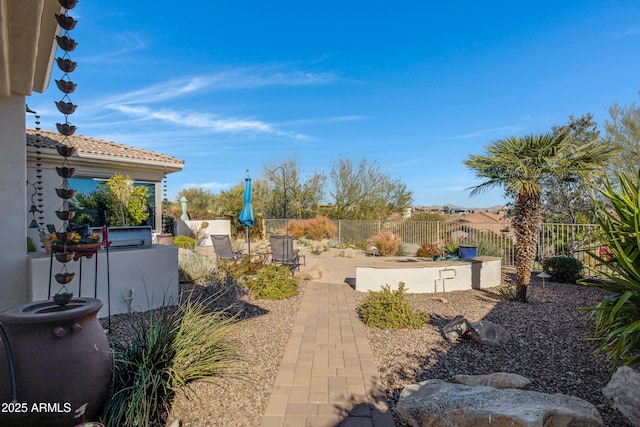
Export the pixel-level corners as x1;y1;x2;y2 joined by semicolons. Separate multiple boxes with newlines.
265;219;604;272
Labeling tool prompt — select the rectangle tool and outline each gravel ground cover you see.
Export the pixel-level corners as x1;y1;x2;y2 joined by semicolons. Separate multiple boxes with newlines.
104;282;305;427
354;273;632;427
105;272;631;426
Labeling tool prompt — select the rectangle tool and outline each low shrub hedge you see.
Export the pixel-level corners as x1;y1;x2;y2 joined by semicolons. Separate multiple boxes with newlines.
542;256;584;283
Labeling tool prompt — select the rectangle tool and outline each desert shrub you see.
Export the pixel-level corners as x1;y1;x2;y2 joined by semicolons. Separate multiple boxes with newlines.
358;283;428;329
371;232;401;256
288;220;306;239
498;285;515;301
246;264;299;299
354;239;370;251
178;250;217;284
416;242;442;258
102;295;237;427
298;236;312;248
221;256;266;281
287;215;338;241
542;256;584;283
580;170;640;370
173;235;195;250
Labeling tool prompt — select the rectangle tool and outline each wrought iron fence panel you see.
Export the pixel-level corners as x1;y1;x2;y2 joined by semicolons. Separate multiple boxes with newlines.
264;219;605;274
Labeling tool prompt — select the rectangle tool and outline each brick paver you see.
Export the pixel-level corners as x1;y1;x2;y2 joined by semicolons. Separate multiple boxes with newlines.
261;282;394;427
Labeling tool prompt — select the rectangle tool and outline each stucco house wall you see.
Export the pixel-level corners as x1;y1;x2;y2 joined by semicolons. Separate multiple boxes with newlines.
0;1;185;312
1;0;62;312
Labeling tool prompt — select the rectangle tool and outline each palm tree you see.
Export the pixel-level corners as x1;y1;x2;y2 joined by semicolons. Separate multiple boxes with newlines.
464;131;613;302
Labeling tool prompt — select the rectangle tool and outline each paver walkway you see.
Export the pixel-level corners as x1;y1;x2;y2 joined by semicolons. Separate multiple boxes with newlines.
261;282;395;427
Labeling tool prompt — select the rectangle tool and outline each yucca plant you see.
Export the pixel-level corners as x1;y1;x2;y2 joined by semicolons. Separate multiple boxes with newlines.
579;169;640;372
102;293;238;426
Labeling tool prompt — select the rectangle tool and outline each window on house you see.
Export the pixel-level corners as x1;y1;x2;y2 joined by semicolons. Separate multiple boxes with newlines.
69;177;156;229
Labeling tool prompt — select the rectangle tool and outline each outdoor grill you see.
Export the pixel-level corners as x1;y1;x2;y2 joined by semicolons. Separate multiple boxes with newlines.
92;226;152;248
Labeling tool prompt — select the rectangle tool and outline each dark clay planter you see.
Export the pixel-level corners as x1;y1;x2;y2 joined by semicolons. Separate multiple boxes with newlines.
0;298;111;426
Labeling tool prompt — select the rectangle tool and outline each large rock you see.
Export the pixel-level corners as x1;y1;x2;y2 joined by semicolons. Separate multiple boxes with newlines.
467;320;510;346
396;379;603;427
441;315;472;342
602;366;640;427
452;372;532;389
340;248;357;258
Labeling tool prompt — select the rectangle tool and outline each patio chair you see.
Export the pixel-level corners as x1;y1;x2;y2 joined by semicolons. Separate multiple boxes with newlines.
210;234;244;261
269;235;305;273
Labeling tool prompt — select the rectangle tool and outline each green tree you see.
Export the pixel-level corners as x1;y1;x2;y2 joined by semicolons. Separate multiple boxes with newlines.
542;114;605;224
328;157;413;220
263;158;326;219
215;184;244;217
102;174;149;226
464;131;613;302
177;187;215;211
605;92;640;181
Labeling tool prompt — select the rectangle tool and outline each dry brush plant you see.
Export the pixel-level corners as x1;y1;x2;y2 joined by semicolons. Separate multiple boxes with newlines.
102;292;239;426
371;231;401;256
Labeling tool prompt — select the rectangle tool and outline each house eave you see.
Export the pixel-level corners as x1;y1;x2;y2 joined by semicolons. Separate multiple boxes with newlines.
0;0;62;96
27;146;185;175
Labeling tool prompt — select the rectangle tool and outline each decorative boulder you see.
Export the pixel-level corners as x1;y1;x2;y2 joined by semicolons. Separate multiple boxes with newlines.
602;366;640;427
340;248;357;258
441;315;472;342
451;372;532;389
396;379;603;427
467;320;510;346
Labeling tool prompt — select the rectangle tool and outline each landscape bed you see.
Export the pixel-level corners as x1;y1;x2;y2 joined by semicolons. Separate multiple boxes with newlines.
104;273;631;426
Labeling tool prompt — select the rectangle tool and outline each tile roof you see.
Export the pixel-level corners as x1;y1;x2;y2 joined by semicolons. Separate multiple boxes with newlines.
26;128;184;167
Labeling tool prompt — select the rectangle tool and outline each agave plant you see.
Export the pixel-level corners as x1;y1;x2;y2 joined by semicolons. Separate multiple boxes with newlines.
579;169;640;371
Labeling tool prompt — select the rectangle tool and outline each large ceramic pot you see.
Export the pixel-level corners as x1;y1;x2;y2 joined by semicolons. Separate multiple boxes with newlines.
0;298;111;426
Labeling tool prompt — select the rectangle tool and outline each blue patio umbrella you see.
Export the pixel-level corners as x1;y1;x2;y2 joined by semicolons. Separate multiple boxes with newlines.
239;170;254;255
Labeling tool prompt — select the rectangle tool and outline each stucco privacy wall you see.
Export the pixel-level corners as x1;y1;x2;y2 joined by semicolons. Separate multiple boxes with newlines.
0;97;30;311
175;220;232;245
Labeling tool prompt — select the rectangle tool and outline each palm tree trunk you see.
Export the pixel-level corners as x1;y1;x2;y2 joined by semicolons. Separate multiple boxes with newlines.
512;193;542;302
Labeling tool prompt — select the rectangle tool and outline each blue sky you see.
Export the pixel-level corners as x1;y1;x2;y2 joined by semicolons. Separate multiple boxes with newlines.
28;1;640;208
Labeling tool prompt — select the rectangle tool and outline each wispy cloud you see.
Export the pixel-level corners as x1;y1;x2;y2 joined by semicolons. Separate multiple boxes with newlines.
109;104;310;139
104;67;340;105
95;65;346;140
612;27;640;39
279;115;367;126
83;31;149;63
450;125;523;140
